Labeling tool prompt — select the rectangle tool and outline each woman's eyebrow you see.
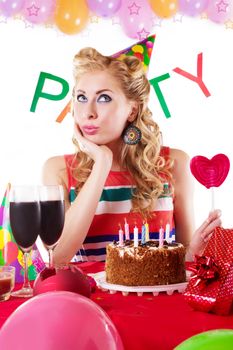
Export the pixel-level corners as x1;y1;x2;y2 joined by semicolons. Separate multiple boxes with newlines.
96;89;113;94
76;89;114;94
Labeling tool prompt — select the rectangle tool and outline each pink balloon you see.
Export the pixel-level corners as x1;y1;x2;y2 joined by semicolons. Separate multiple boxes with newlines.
87;0;122;17
206;0;233;23
3;241;18;264
178;0;209;16
0;291;124;350
119;0;153;39
0;0;25;17
22;0;55;24
33;265;91;298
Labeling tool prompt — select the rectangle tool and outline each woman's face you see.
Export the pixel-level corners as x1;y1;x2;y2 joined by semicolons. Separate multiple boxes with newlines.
73;70;137;146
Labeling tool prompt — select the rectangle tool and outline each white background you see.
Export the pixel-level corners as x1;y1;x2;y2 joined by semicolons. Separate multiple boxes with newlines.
0;14;233;245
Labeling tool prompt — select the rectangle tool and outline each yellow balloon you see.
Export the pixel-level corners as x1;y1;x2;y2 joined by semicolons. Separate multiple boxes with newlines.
149;0;178;18
54;0;89;35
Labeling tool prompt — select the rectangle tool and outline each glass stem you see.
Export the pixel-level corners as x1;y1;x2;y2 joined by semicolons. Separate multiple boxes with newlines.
23;252;31;290
49;248;54;268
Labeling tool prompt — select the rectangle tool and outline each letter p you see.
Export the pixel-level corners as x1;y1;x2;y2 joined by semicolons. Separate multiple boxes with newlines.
30;72;69;112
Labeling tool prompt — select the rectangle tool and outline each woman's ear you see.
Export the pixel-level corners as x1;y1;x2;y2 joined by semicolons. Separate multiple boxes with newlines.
127;101;139;122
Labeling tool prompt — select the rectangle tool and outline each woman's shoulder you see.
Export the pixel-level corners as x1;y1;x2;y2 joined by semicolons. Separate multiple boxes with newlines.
169;148;190;162
43;155;66;171
168;148;191;182
42;155;74;185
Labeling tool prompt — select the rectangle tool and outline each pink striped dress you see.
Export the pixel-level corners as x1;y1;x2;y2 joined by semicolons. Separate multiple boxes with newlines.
64;147;175;261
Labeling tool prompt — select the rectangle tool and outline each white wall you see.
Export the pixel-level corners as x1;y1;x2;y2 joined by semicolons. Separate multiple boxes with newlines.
1;15;232;250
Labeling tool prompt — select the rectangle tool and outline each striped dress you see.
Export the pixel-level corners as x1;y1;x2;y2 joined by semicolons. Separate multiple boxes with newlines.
64;147;175;262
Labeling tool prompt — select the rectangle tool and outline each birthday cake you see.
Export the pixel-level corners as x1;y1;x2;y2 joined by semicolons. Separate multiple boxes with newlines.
105;240;186;286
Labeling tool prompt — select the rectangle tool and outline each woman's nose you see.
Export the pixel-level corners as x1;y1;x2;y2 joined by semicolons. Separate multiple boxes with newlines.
86;102;97;119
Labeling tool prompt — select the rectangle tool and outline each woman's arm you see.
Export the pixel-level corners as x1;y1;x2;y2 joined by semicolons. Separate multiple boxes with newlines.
170;148;221;261
170;148;195;249
42;127;113;265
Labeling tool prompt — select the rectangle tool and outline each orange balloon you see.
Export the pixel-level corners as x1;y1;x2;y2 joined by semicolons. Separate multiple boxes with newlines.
149;0;178;18
54;0;89;35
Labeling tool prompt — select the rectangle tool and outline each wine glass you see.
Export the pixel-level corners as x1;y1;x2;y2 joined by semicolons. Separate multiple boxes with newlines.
9;185;41;297
39;185;65;268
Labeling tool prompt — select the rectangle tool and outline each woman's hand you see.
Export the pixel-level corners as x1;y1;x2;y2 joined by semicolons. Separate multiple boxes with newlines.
73;123;113;168
188;209;222;258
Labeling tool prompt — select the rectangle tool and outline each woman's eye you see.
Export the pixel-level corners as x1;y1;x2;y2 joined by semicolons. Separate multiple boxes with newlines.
77;94;87;102
97;94;112;103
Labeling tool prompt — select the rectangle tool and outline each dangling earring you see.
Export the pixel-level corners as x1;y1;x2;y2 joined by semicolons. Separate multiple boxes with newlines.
122;124;142;145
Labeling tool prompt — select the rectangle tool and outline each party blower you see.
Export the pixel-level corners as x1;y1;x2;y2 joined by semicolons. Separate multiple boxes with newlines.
190;153;230;211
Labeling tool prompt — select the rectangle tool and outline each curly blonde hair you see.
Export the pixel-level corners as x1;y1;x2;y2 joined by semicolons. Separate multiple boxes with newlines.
71;47;173;219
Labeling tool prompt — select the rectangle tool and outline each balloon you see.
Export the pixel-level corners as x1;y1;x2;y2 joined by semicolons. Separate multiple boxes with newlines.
0;291;124;350
22;0;55;24
149;0;178;18
206;0;233;23
54;0;89;35
175;329;233;350
119;0;153;39
33;265;91;298
87;0;121;17
178;0;209;16
190;154;230;189
0;0;25;17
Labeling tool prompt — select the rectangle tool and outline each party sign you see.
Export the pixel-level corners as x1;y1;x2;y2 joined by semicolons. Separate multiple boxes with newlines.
190;154;230;189
0;184;45;283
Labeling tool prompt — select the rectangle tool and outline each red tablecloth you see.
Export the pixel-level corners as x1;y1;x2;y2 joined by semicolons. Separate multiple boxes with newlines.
1;262;233;350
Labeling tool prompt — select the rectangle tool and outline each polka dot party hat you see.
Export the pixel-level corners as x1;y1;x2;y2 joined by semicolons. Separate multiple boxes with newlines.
112;34;155;74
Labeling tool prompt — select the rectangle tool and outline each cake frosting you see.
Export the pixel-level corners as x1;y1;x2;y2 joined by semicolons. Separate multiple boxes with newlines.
105;240;186;286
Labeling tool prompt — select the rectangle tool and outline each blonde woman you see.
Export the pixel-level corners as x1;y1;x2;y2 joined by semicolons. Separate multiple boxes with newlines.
43;48;221;265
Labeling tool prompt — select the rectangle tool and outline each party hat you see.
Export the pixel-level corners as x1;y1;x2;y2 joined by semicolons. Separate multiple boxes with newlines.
0;183;10;227
0;183;45;282
112;34;156;74
56;34;156;122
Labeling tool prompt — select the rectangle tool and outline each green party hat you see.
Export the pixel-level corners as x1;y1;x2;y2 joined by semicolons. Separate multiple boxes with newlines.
0;183;11;227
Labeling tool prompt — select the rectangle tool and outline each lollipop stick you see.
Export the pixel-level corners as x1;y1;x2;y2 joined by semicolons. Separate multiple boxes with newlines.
210;187;215;212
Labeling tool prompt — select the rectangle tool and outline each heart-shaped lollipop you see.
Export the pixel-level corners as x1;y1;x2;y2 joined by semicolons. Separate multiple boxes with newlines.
190;154;230;189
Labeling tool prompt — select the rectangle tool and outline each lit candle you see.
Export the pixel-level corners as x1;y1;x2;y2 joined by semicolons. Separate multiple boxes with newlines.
159;227;164;248
165;223;170;243
145;222;149;241
141;223;146;244
118;224;124;247
134;224;138;247
124;218;130;240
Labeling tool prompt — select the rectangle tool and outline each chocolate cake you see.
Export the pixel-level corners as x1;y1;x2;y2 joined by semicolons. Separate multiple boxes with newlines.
105;240;186;286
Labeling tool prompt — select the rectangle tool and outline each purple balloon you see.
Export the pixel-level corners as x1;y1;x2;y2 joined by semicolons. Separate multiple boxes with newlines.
0;0;25;17
87;0;121;17
119;0;153;39
179;0;209;16
206;0;233;23
22;0;55;24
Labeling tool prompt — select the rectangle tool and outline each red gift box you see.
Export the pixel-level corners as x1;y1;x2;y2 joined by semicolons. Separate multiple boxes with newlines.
184;226;233;316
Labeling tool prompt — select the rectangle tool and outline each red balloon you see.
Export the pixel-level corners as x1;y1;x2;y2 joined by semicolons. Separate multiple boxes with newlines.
33;265;91;298
190;154;230;189
0;291;124;350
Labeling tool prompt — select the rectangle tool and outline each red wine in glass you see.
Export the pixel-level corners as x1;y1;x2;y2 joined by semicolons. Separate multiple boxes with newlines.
9;185;41;298
39;185;65;268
